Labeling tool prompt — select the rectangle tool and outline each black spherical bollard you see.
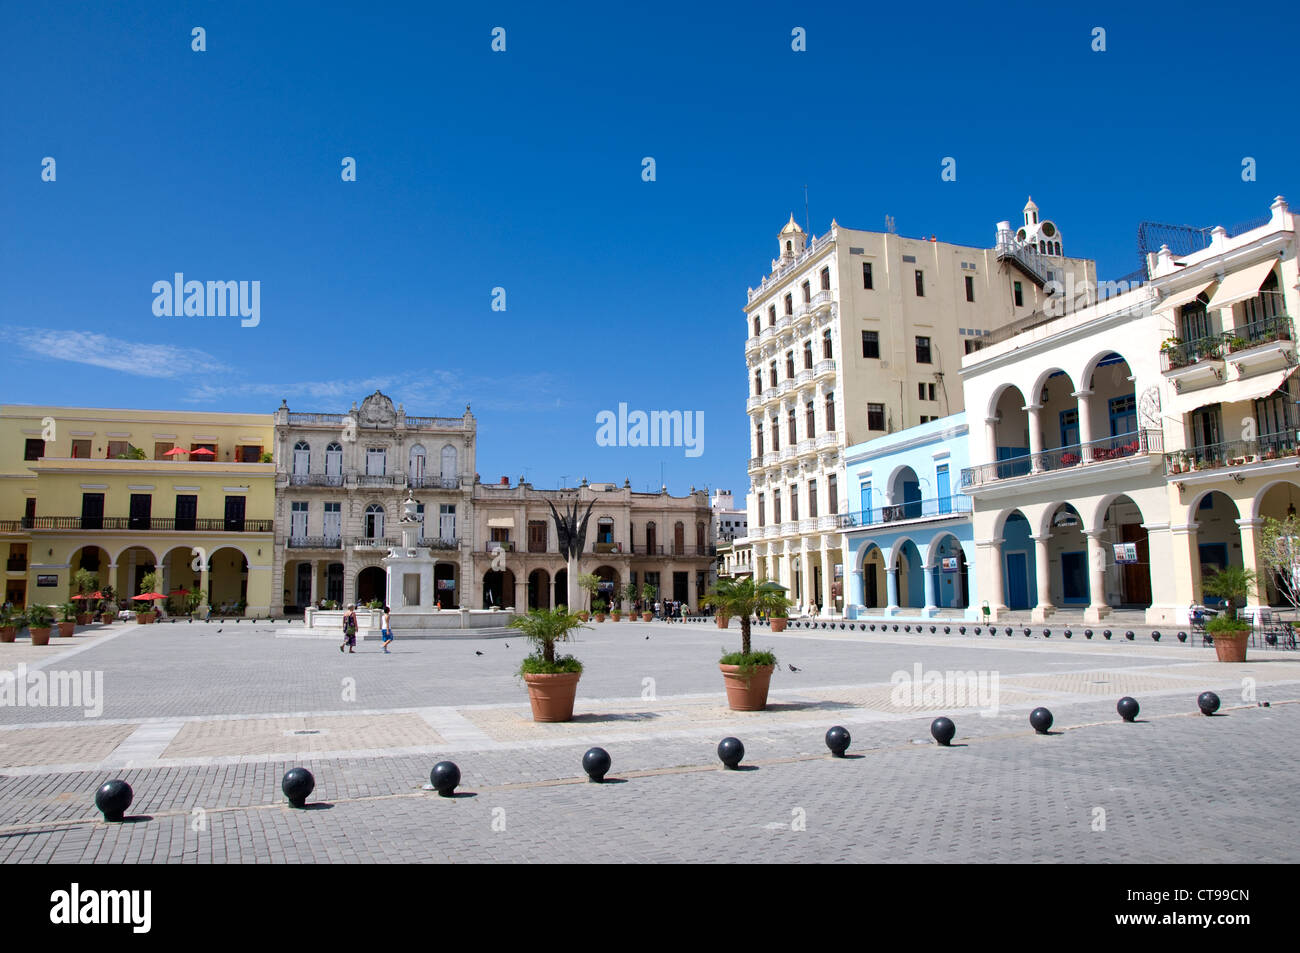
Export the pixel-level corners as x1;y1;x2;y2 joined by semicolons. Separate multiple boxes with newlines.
1103;630;1112;640
1024;627;1032;637
94;779;133;822
930;717;956;746
717;736;745;769
944;626;950;634
429;760;461;796
929;625;936;633
869;624;876;631
1064;629;1072;638
903;624;911;632
1197;691;1221;716
1177;631;1187;643
1004;627;1012;636
1151;631;1161;642
582;747;612;783
825;725;851;757
1043;628;1051;637
281;768;314;809
1117;696;1139;722
1125;630;1135;641
959;625;966;634
892;624;899;631
1029;707;1054;734
1084;629;1093;639
973;626;981;634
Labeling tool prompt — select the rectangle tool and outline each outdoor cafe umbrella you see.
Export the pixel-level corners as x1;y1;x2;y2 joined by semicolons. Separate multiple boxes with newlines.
131;593;167;602
168;588;190;596
162;447;189;457
188;447;216;457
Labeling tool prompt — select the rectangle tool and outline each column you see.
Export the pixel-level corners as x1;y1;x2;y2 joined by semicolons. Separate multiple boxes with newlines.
1084;531;1111;622
985;416;999;467
977;539;1005;619
820;547;834;616
308;560;318;605
687;568;698;610
513;575;527;611
923;563;940;617
1169;524;1201;621
1031;534;1055;621
1142;522;1176;625
848;567;864;615
1026;403;1044;472
1073;389;1095;462
801;549;814;612
1237;518;1266;609
885;565;900;615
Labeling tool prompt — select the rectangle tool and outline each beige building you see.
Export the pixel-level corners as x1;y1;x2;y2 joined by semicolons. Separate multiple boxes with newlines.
470;479;715;610
270;392;475;613
743;202;1097;611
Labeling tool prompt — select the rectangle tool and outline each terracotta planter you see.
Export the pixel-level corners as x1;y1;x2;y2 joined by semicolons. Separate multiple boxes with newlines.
136;613;156;624
610;612;621;621
642;612;653;621
719;663;776;711
770;618;788;632
1212;631;1249;663
57;621;76;638
578;612;590;622
594;613;605;622
716;615;730;629
29;627;52;647
0;626;15;643
522;671;582;722
100;613;115;624
76;613;93;625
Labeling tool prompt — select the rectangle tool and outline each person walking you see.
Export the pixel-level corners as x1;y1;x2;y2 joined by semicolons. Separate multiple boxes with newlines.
340;604;358;653
381;604;394;654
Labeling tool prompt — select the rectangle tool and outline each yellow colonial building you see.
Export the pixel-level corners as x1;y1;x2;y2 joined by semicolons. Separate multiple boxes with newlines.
0;405;275;616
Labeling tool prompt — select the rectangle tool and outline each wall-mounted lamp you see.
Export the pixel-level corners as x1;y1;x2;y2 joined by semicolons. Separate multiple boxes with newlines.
1231;473;1246;485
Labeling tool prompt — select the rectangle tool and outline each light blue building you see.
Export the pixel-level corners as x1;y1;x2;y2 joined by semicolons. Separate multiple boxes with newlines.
842;413;978;619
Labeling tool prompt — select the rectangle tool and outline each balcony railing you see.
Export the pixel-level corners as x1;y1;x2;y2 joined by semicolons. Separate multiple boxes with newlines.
1161;333;1225;371
1229;313;1293;353
409;475;460;489
814;359;836;377
1165;431;1300;475
838;494;972;529
961;430;1162;487
631;544;664;555
6;557;27;572
287;412;346;424
1160;315;1294;371
289;473;344;486
355;473;403;487
419;537;459;550
17;516;273;532
288;536;343;549
349;536;399;549
486;541;514;552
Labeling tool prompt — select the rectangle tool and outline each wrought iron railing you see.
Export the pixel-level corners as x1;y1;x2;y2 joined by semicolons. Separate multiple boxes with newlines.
1161;333;1224;371
1227;313;1293;353
6;557;27;572
355;473;402;486
409;476;460;489
349;536;399;548
289;473;344;486
16;516;272;532
288;536;343;549
961;430;1162;487
838;494;972;529
287;412;346;424
1165;431;1300;475
1161;315;1293;371
419;537;459;550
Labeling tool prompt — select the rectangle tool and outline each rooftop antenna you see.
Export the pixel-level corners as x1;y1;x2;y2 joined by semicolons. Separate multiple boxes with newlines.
559;474;570;489
803;184;810;237
885;214;896;234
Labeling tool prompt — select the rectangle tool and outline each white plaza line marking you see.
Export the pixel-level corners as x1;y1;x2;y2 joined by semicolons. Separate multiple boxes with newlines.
415;707;494;745
95;720;185;769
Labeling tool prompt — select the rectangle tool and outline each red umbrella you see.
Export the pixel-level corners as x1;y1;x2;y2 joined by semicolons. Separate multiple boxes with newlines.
163;446;189;457
168;588;190;596
188;447;216;457
132;592;167;601
72;593;88;601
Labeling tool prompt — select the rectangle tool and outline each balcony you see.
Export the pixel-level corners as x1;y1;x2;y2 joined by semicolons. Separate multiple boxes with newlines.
288;536;343;549
780;521;797;536
419;537;459;550
631;544;664;555
838;494;973;529
814;359;836;379
762;387;779;403
21;516;274;533
779;377;795;395
6;557;27;572
776;312;793;332
795;368;814;387
748;455;762;471
287;412;346;425
486;541;514;552
592;542;624;554
1225;314;1295;373
779;446;796;462
355;473;403;487
796;439;816;457
815;432;838;449
763;451;779;467
1160;333;1226;391
961;430;1163;488
746;395;762;412
815;515;838;531
289;473;344;487
809;290;833;313
350;536;399;549
409;475;460;490
1165;431;1300;476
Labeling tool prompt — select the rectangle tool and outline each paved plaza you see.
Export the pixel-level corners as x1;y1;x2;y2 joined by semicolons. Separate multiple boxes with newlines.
0;618;1297;863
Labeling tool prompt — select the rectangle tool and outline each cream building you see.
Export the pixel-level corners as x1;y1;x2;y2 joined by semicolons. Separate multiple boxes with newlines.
270;392;475;613
959;196;1298;625
469;479;714;610
742;202;1097;612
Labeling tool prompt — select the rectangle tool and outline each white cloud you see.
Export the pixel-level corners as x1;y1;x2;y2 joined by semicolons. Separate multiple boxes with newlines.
0;326;232;379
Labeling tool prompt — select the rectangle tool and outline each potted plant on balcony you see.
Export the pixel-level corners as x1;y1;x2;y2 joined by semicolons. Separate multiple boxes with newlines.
703;578;789;711
1202;566;1255;662
640;582;656;621
26;603;54;646
58;602;77;638
510;606;589;722
0;604;22;643
592;598;607;622
74;569;98;624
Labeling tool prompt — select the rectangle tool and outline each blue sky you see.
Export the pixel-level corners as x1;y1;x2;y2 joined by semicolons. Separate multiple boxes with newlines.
2;1;1296;497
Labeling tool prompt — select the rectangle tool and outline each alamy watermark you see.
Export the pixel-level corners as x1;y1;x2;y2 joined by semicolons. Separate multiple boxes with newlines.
152;273;260;327
889;663;1000;716
595;403;703;458
0;664;103;717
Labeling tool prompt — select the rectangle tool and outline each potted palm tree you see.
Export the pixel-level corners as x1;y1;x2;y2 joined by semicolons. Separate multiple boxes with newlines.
510;606;589;722
769;602;789;632
74;569;98;624
576;573;599;621
592;598;607;622
0;604;22;643
58;602;77;638
26;604;55;646
609;590;622;622
703;578;790;711
99;585;117;624
640;582;656;621
621;582;638;621
1202;567;1255;662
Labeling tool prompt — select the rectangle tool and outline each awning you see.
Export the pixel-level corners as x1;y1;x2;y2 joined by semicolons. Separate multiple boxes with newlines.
1154;281;1215;314
486;517;514;529
1169;366;1297;418
1206;259;1278;312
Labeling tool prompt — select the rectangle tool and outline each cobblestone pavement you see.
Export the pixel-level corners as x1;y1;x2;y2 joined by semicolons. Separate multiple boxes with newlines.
1;620;1297;862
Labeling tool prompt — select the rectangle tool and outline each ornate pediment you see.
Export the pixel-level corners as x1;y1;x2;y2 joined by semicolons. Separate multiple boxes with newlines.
357;390;398;429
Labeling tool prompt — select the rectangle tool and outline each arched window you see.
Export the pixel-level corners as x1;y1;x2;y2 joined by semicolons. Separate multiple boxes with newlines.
597;517;615;545
292;440;310;476
803;340;813;369
752;316;760;336
440;445;458;484
787;408;797;444
801;280;811;303
755;423;764;456
768;305;776;327
820;266;830;290
408;444;426;481
696;521;706;550
646;521;657;553
673;521;685;555
825;393;835;432
325;442;343;479
770;415;780;452
785;240;792;254
784;293;793;315
806;400;816;438
822;329;833;360
365;503;385;539
753;370;762;396
769;361;777;388
785;351;795;378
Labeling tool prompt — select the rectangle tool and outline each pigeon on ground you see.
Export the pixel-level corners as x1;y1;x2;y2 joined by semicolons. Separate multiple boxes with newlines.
505;643;509;648
216;628;222;633
475;650;483;656
788;664;801;672
644;635;649;640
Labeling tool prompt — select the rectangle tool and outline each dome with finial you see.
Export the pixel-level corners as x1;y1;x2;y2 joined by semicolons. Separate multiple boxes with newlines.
780;213;804;236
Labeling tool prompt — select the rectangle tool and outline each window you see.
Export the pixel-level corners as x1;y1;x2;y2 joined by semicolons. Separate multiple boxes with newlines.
1179;299;1211;342
801;280;811;303
439;503;456;542
915;270;925;296
1014;281;1024;307
1109;394;1138;436
822;329;833;360
325;442;343;477
190;442;216;461
820;267;830;291
365;447;387;476
364;503;385;538
803;340;813;369
825;394;835;431
752;316;760;336
528;520;548;553
915;336;932;364
757;493;765;527
293;440;310;476
965;275;975;302
790;485;799;522
787;409;796;444
107;440;128;459
805;401;816;438
862;262;873;289
964;339;984;355
774;489;782;524
128;494;152;530
769;361;777;388
323;502;342;540
291;501;309;539
918;382;936;401
770;416;779;452
784;293;793;315
71;439;92;458
409;444;427;480
862;330;880;359
755;423;763;456
918;383;926;401
23;438;44;461
753;370;762;396
768;305;776;326
175;495;196;531
808;480;818;518
868;403;886;430
224;496;246;532
236;445;262;463
828;474;838;515
786;351;795;379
